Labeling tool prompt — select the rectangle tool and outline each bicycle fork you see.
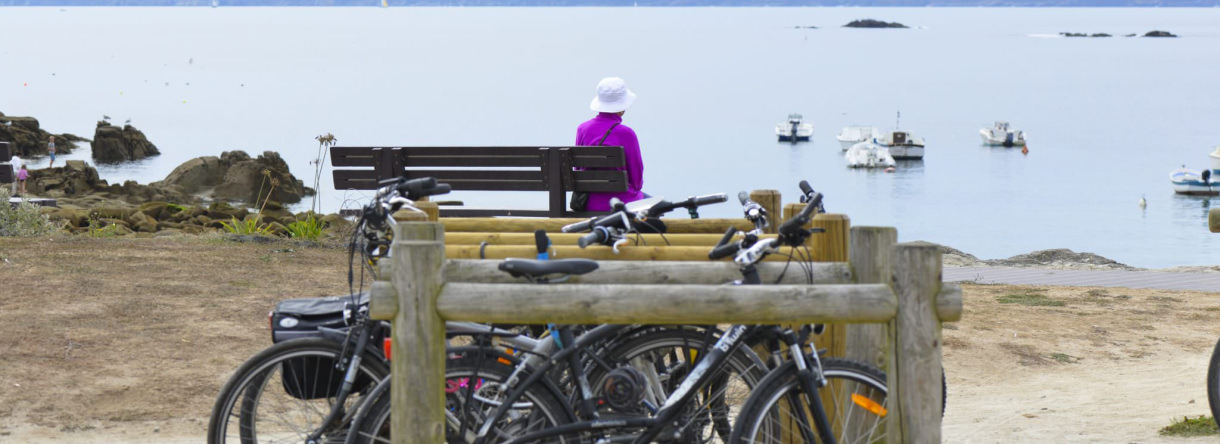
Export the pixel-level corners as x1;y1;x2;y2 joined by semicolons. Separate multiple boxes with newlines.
790;338;837;444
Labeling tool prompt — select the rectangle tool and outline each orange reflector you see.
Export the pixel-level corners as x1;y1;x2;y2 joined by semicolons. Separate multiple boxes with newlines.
852;393;887;417
383;337;392;361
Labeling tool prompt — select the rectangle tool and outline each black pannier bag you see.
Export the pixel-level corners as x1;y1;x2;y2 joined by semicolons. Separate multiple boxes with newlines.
270;293;385;400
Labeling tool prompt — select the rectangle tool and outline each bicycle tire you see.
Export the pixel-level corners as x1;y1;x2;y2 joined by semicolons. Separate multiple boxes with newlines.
586;327;769;442
729;358;889;444
208;338;389;444
1209;336;1220;429
351;348;572;444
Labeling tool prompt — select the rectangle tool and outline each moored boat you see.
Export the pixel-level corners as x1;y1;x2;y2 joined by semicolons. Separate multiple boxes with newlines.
836;126;880;151
979;121;1026;147
1170;146;1220;195
877;130;925;160
776;113;813;143
845;141;896;168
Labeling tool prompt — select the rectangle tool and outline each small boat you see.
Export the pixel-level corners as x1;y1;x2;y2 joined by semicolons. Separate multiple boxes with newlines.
776;113;813;143
1170;146;1220;195
979;121;1026;147
877;130;925;160
836;126;880;151
845;142;896;168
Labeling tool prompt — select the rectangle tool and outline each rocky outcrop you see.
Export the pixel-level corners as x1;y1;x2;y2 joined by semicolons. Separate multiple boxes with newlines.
91;121;160;163
158;150;313;205
1144;30;1178;38
844;19;907;29
0;112;78;157
43;201;334;238
26;160;201;207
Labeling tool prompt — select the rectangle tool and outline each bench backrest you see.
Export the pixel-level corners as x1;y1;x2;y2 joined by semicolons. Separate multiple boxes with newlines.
0;164;10;184
331;146;629;218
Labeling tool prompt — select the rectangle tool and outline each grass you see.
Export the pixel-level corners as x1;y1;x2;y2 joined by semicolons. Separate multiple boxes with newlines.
1160;415;1219;437
286;214;326;241
996;289;1066;307
1049;352;1077;364
220;216;274;236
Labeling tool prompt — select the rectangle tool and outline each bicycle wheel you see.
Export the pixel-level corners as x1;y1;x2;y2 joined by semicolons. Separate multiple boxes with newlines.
1209;336;1220;429
352;348;573;444
208;338;389;444
586;327;768;443
729;358;889;444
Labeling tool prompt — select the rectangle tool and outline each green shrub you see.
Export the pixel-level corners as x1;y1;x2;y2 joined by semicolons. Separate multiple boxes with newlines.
1160;415;1218;437
285;214;326;241
84;213;123;238
0;189;64;237
221;216;274;236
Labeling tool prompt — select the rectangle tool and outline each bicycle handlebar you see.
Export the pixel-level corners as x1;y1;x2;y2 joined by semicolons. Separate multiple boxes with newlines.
645;193;728;217
578;227;611;248
777;192;822;240
708;226;740;260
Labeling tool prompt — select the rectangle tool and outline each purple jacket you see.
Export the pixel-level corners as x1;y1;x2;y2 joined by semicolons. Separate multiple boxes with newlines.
575;113;645;211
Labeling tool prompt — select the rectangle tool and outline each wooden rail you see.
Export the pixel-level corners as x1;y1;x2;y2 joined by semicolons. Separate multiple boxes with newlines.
373;220;956;444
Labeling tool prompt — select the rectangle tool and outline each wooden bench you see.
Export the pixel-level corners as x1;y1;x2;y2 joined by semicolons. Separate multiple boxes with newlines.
330;146;629;218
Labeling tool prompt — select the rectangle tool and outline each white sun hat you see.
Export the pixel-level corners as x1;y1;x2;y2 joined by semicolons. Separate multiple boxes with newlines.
589;77;637;113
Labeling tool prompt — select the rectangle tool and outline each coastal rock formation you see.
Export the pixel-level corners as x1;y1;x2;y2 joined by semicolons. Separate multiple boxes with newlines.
844;19;907;29
1144;30;1177;38
25;160;201;206
0;111;79;157
937;245;1135;271
91;121;160;163
1060;32;1111;38
157;150;314;205
43;200;333;237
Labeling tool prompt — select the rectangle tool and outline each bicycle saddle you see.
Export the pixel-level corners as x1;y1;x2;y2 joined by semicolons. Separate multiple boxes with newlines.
498;258;599;280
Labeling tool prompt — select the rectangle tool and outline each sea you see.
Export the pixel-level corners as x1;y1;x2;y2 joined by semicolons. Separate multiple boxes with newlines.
2;6;1219;268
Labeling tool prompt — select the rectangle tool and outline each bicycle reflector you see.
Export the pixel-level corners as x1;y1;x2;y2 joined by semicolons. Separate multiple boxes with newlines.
383;337;392;361
851;393;887;417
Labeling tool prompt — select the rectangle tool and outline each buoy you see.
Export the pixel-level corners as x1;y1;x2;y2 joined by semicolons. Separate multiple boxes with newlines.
884;167;896;173
23;82;27;87
1021;146;1029;155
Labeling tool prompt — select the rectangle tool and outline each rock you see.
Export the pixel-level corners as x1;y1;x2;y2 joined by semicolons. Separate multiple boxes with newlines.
844;19;907;29
0;112;78;157
1091;33;1111;38
91;121;160;163
1060;32;1088;37
157;156;225;194
1144;30;1178;38
1124;33;1137;37
986;248;1135;271
211;151;314;205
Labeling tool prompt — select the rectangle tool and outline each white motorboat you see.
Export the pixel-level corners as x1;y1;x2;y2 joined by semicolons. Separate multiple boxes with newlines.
1170;146;1220;195
877;130;925;160
845;141;896;168
776;113;813;143
979;121;1027;147
836;126;880;151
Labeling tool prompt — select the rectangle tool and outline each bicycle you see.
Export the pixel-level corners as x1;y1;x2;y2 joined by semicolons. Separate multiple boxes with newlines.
207;176;451;444
1208;336;1220;428
421;184;890;444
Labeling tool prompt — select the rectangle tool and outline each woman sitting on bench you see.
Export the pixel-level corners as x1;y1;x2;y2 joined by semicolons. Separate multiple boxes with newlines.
575;77;647;211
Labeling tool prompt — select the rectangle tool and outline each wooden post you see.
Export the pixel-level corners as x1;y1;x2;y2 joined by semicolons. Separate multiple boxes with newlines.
808;213;850;359
750;189;781;234
1210;207;1220;233
390;222;446;444
887;242;944;444
846;226;896;369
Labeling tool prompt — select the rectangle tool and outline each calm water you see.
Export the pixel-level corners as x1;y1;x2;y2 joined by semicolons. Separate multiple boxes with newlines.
3;6;1220;267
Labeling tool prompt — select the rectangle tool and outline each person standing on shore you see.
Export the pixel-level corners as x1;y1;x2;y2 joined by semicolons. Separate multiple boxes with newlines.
9;153;20;195
575;77;647;211
47;136;56;168
16;164;28;196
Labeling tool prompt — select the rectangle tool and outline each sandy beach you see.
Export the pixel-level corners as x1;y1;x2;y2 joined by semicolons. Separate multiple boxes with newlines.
1;235;1218;442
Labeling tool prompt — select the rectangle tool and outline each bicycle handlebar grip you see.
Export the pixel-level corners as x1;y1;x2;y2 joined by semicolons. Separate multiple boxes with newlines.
692;193;728;207
737;191;750;205
578;228;608;248
562;218;597;233
425;183;452;196
396;177;437;195
799;180;814;196
713;226;738;249
777;192;822;237
708;241;742;260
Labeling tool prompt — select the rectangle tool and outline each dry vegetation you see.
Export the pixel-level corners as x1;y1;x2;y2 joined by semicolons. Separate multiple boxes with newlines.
1;235;1219;442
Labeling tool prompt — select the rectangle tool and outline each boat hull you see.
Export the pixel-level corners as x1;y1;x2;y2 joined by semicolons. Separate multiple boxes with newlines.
1170;168;1220;195
888;144;924;160
979;129;1026;147
845;142;896;168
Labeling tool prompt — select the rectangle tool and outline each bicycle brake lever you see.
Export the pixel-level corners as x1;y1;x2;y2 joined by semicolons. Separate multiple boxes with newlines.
612;238;629;254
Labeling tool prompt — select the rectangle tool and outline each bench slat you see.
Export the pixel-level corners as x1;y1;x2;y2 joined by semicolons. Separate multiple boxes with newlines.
569;146;626;168
572;170;628;192
333;169;548;191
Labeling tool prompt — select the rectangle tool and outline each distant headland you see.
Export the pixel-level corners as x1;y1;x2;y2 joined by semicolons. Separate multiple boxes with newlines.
2;0;1219;7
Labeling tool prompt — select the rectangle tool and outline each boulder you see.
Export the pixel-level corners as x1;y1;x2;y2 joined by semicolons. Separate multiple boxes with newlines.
157;156;225;194
0;112;78;157
211;151;314;205
844;19;907;29
91;121;160;163
1144;30;1178;38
